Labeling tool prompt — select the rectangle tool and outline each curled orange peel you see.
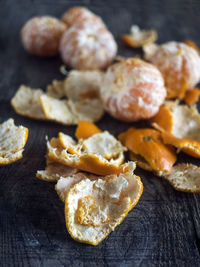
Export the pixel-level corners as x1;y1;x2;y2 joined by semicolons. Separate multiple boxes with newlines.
161;132;200;158
75;121;101;140
151;102;200;158
183;88;200;106
150;106;173;133
119;128;176;175
48;136;128;176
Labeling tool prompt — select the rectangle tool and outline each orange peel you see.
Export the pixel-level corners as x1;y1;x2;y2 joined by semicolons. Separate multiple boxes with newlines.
47;132;127;175
46;80;65;99
122;25;157;48
0;119;28;165
119;127;177;175
64;70;103;101
65;162;143;245
11;85;45;120
150;105;173;133
152;102;200;158
75;121;101;140
183;88;200;106
36;157;77;182
163;163;200;193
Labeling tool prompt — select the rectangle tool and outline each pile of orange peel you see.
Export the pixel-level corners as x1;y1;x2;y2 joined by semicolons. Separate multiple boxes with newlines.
36;121;143;245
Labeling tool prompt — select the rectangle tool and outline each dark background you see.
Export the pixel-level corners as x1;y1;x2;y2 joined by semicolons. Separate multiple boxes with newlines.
1;0;200;266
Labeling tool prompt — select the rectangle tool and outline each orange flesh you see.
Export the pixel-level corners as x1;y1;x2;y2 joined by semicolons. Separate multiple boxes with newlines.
119;128;176;173
75;121;101;139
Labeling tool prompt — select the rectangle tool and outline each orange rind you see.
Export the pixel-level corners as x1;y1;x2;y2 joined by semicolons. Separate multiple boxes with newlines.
150;105;174;133
36;157;77;182
183;88;200;106
64;70;103;101
65;162;143;245
75;121;101;140
0;119;28;165
151;102;200;158
119;127;177;175
163;163;200;193
46;80;65;99
11;85;45;120
55;172;90;202
122;25;157;48
47;131;128;175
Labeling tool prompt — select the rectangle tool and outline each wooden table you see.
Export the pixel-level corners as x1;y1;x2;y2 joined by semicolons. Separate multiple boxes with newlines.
1;0;200;266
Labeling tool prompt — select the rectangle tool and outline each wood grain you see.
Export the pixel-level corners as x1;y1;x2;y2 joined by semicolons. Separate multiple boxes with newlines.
1;0;200;266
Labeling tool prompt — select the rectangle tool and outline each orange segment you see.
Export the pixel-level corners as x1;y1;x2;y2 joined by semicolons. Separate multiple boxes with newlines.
150;106;173;132
183;87;200;106
119;128;177;173
161;132;200;158
75;121;101;139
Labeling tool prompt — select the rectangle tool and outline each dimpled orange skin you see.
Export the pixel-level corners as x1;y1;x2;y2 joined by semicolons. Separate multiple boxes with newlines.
21;16;67;57
149;42;200;99
61;6;105;28
100;58;166;122
59;22;117;70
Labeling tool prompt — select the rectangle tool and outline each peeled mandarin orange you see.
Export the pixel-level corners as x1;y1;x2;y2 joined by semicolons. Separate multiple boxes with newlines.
59;22;117;70
21;16;67;57
61;6;105;28
100;58;166;122
148;41;200;99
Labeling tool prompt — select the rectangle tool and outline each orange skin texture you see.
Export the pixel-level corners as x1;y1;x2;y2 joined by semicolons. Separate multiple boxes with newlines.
150;106;173;133
161;132;200;158
100;58;166;122
21;16;67;57
75;121;101;140
183;88;200;106
119;128;177;173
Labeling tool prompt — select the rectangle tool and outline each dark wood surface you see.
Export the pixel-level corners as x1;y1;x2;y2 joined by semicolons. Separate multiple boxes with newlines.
1;0;200;266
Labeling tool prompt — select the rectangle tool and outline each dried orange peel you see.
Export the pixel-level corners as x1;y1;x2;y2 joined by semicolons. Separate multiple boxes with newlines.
36;157;77;182
55;172;91;202
11;70;104;125
64;70;103;101
150;105;173;133
152;102;200;158
0;119;28;165
183;88;200;106
47;131;127;175
119;127;177;175
11;85;46;120
75;121;101;140
65;162;143;245
163;163;200;193
122;25;157;48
